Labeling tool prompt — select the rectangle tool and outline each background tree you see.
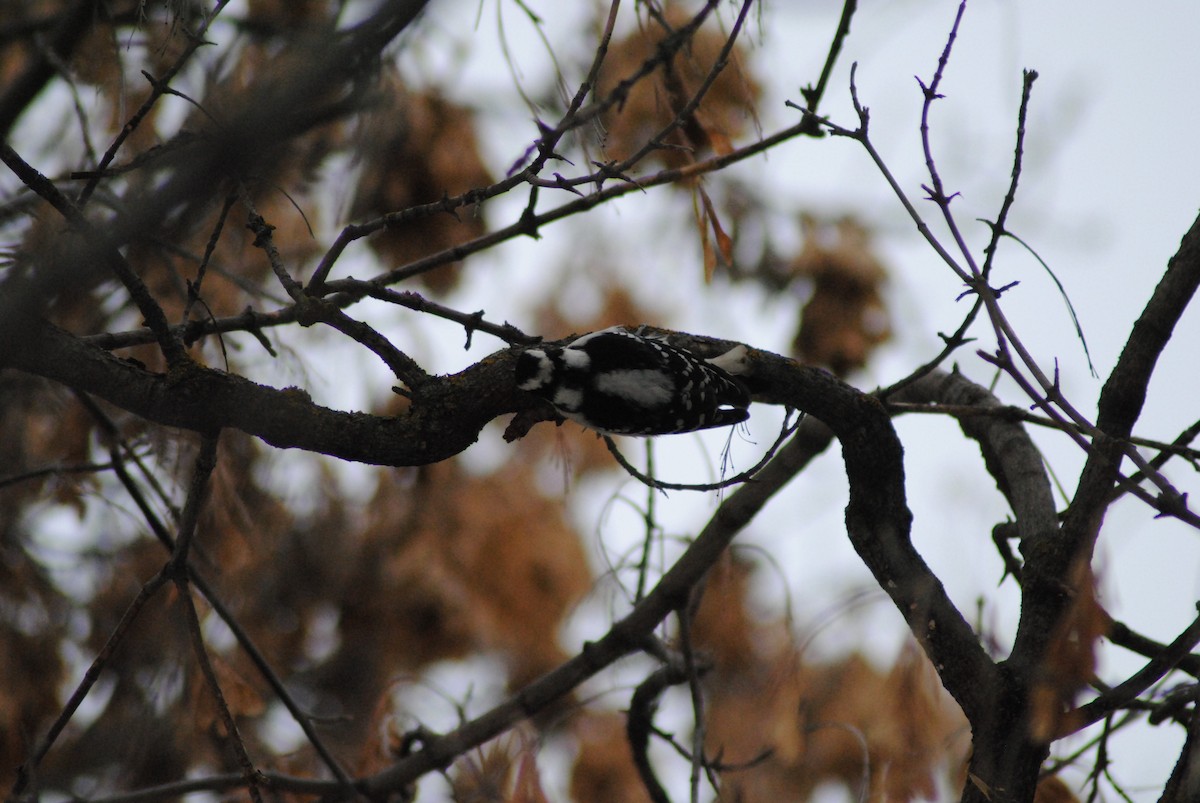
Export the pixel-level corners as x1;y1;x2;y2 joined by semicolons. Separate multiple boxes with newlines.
1;1;1198;801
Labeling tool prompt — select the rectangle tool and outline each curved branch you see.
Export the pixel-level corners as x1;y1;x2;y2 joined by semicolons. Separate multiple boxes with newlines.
887;369;1058;544
744;350;1000;724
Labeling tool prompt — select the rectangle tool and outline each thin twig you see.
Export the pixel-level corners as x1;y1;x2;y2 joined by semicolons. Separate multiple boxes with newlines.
1068;608;1200;735
877;296;982;398
798;0;858;127
604;410;801;492
886;401;1200;462
916;0;978;281
168;431;219;570
677;610;715;802
636;440;659;603
183;192;239;325
9;569;171;798
175;575;265;803
161;433;260;799
979;69;1038;281
0;459;121;490
333;280;534;346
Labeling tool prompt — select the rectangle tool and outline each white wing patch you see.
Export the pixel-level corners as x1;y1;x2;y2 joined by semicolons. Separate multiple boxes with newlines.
593;369;674;408
553;386;584;411
562;348;591;370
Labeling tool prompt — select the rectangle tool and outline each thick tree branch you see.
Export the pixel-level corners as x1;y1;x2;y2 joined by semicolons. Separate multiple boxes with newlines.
747;351;1000;725
1;317;525;467
887;369;1058;545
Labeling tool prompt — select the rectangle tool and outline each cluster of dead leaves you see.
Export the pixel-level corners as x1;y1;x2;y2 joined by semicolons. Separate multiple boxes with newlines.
647;552;970;800
787;215;892;376
595;6;760;168
350;70;494;294
595;6;759;283
563;552;1086;802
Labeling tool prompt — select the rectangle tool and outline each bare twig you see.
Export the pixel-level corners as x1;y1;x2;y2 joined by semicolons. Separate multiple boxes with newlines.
677;610;716;802
168;432;219;570
175;576;265;803
1067;609;1200;735
332;280;535;346
915;0;977;282
183;192;239;325
165;433;263;801
0;459;121;490
10;570;171;798
798;0;858;128
603;409;801;492
635;440;660;603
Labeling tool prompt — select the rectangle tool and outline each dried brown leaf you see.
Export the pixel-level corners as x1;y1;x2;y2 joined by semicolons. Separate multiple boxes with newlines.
1029;560;1109;741
791;215;892;375
510;744;550;803
1034;776;1081;803
693;184;734;283
350;76;493;293
696;553;968;801
569;713;653;803
189;649;267;733
595;7;760;168
452;739;516;803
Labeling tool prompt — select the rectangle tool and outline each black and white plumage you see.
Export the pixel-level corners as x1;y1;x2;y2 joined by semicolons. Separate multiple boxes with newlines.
515;327;751;436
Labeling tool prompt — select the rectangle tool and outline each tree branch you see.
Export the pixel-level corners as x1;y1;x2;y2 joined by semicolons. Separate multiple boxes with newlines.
1;316;525;467
887;370;1058;545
